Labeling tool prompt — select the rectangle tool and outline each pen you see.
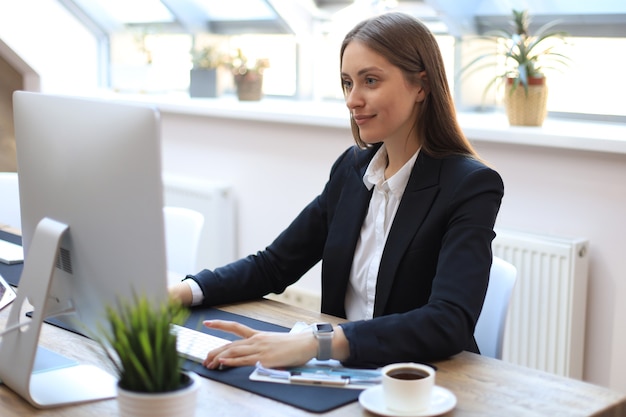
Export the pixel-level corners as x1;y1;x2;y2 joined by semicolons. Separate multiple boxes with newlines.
289;374;349;386
255;365;349;386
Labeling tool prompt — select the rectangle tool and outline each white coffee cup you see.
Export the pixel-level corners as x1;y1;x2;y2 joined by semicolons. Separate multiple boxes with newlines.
381;362;435;413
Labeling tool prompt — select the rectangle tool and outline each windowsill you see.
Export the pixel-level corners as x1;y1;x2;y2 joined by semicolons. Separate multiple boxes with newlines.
100;92;626;155
456;112;626;155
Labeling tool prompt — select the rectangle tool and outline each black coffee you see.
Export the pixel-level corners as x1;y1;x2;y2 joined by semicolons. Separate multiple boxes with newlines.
387;368;429;380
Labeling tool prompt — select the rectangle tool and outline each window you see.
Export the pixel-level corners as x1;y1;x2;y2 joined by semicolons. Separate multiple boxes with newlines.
110;32;192;93
548;37;626;117
109;32;297;96
59;0;626;119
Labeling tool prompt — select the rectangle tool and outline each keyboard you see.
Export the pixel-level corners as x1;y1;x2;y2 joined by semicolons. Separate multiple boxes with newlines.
172;324;231;363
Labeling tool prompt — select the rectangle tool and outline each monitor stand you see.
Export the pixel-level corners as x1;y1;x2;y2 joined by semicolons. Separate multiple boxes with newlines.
0;218;117;408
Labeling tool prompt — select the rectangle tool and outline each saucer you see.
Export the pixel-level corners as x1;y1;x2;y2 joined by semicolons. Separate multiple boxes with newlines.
359;385;456;417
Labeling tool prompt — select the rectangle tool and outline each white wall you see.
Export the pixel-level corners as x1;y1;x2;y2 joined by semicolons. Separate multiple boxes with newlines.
160;112;354;292
159;110;626;394
0;0;100;94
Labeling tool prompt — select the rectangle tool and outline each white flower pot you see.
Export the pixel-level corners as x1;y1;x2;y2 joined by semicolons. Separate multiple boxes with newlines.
117;371;200;417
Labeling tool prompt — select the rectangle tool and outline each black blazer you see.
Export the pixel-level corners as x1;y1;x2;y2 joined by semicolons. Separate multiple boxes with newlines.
191;144;504;367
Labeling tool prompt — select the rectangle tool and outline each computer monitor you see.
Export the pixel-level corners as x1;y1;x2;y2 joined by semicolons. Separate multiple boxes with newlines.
0;91;169;408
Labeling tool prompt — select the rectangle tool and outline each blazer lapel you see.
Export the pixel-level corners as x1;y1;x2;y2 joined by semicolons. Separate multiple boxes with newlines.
373;153;442;316
321;150;373;316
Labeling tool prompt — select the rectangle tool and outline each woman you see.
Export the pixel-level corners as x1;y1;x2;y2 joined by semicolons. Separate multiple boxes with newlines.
169;12;504;370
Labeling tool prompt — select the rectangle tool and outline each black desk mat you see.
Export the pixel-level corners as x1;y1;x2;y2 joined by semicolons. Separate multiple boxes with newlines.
182;307;362;413
0;230;23;287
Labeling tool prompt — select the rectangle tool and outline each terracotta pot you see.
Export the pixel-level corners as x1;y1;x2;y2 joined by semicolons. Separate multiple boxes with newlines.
234;72;263;101
504;76;548;126
117;371;200;417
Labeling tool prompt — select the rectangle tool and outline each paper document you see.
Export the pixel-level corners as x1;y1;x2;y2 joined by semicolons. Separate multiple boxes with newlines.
250;360;381;390
0;273;16;311
0;239;23;264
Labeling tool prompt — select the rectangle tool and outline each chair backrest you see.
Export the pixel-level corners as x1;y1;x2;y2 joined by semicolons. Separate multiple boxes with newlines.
163;206;205;277
474;256;517;359
0;172;21;229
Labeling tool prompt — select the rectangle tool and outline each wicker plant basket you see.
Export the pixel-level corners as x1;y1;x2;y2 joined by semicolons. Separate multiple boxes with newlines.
234;73;263;101
504;77;548;126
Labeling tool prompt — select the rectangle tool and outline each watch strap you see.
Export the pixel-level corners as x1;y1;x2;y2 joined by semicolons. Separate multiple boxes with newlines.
314;323;333;361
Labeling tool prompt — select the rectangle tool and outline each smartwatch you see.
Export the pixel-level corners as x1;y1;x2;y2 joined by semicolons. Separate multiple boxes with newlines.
313;323;334;360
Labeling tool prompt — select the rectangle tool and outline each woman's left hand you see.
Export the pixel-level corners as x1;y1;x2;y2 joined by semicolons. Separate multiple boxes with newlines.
201;319;317;369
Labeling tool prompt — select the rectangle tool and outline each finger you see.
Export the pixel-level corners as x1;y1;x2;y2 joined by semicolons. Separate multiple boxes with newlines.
203;319;258;338
202;339;233;368
206;352;259;369
203;340;259;368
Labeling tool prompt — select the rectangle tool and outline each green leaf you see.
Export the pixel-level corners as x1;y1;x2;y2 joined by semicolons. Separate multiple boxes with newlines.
459;8;571;95
94;293;190;393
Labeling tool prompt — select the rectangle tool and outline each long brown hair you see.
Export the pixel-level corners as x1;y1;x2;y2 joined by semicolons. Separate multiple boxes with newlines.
341;12;477;159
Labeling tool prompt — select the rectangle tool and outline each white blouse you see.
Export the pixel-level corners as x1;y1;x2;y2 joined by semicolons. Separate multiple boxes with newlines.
344;145;419;321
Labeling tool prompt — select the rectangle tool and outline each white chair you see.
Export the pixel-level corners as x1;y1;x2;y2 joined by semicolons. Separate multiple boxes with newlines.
474;256;517;359
0;172;21;229
163;206;204;278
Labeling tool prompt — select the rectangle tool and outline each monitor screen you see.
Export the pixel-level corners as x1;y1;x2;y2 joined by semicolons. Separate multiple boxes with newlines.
13;91;168;331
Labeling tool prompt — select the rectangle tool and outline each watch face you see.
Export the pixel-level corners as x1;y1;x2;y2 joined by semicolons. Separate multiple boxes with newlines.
316;323;333;333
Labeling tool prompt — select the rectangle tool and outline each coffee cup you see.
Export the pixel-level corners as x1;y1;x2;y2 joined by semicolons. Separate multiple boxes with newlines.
381;362;435;413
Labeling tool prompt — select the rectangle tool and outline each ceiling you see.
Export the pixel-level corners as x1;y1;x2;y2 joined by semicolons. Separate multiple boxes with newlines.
58;0;626;37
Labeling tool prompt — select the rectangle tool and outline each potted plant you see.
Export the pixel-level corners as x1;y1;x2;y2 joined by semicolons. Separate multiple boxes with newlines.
229;48;270;101
97;294;200;417
190;46;222;98
460;9;571;126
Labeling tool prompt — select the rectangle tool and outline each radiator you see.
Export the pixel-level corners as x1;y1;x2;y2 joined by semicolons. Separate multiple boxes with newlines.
162;173;237;272
493;228;590;379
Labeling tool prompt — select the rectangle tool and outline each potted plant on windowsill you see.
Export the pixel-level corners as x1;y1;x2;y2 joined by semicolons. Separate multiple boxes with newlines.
229;49;270;101
190;46;222;98
96;294;199;417
460;9;571;126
